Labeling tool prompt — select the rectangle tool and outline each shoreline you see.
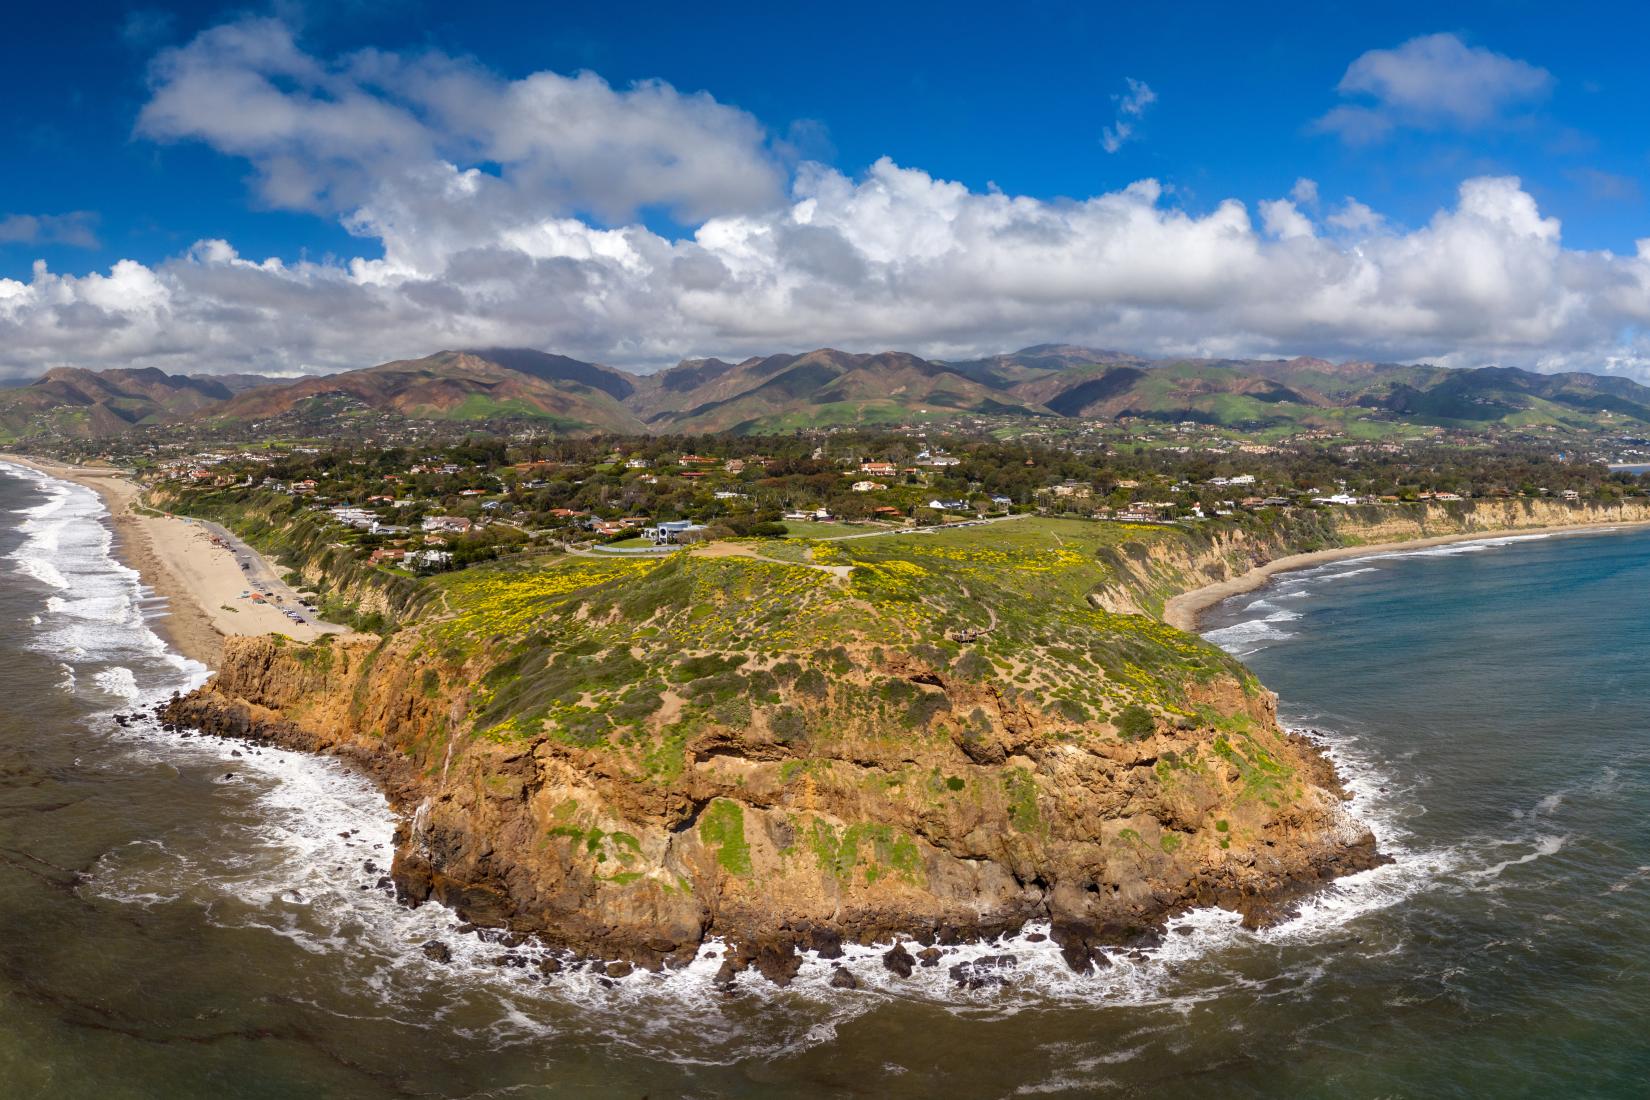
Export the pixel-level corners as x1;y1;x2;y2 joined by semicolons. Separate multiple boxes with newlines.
1164;517;1650;632
2;455;342;670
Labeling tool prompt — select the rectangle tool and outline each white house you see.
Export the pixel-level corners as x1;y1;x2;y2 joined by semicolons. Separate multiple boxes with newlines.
643;520;706;544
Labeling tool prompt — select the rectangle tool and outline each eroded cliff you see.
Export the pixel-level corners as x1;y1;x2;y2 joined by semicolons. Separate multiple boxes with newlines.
164;517;1400;977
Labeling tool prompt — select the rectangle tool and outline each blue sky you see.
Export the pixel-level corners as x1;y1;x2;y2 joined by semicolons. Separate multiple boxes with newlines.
4;0;1650;378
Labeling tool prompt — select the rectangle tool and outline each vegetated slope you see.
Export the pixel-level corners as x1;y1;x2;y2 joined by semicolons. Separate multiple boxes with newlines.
460;347;639;402
1368;366;1650;428
0;367;280;442
1235;359;1650;430
203;350;648;435
634;349;1053;432
165;517;1381;977
943;345;1150;388
18;345;1650;442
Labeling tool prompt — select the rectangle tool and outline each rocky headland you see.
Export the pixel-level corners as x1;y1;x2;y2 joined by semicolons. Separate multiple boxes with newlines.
157;501;1650;982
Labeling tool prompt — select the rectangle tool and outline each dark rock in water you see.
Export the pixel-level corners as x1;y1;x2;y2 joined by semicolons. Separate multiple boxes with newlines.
375;876;393;891
605;961;633;979
494;953;528;969
231;750;242;758
916;947;942;968
455;923;479;935
1174;925;1195;936
1055;936;1093;974
1026;932;1047;943
712;959;741;988
828;967;861;990
394;859;434;906
538;956;562;977
882;943;915;978
421;941;452;964
803;925;844;959
752;943;803;987
500;932;527;949
221;772;235;780
362;860;377;874
949;954;1018;990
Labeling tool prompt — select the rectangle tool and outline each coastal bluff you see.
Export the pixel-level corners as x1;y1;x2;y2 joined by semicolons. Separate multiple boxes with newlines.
158;516;1399;979
1088;497;1650;625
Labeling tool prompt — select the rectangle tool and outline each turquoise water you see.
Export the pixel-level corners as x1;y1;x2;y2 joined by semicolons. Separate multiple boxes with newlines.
2;460;1648;1097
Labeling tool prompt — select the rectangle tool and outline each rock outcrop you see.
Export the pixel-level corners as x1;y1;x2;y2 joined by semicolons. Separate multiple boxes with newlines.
165;630;1380;971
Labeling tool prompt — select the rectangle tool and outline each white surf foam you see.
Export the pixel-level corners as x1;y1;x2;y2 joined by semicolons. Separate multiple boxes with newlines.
92;666;141;700
0;461;208;682
1203;605;1301;655
1343;532;1555;565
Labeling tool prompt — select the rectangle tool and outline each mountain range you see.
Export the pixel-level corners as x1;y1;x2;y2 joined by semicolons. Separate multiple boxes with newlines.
5;345;1650;442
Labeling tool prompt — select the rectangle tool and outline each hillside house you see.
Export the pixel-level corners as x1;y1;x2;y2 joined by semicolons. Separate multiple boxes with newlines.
643;520;707;545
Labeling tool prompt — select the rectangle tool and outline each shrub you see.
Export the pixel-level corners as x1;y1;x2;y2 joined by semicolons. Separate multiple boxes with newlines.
1116;704;1156;741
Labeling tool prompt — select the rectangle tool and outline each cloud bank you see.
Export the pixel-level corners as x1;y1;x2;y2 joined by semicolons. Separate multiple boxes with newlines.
3;19;1650;383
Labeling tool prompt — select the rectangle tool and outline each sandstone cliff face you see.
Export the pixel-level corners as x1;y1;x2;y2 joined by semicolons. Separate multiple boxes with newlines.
167;632;1376;973
1090;498;1650;616
164;516;1399;977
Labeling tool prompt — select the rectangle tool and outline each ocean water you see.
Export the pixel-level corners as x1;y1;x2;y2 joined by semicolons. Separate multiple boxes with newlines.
1;462;1648;1097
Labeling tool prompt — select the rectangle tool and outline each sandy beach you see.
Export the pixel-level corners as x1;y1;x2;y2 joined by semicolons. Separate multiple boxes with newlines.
1164;518;1650;632
3;456;342;668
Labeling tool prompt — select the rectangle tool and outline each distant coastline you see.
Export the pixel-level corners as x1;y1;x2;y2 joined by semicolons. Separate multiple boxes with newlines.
1165;518;1650;632
2;456;340;669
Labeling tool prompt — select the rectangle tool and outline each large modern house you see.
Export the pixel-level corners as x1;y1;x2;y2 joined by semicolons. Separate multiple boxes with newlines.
642;520;707;544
